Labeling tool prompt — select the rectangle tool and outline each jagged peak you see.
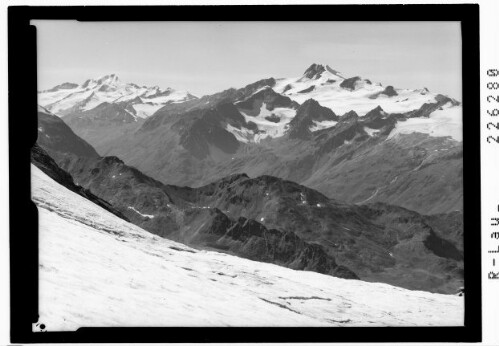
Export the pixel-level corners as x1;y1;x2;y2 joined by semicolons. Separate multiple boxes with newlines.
300;98;321;107
303;63;326;77
341;110;359;121
302;63;345;80
364;105;386;119
298;98;335;114
80;74;121;88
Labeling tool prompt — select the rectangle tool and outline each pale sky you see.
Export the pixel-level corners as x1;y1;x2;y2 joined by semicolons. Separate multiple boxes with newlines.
33;21;462;99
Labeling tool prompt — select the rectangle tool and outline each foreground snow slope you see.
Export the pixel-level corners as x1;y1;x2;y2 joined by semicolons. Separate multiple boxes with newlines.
32;164;463;330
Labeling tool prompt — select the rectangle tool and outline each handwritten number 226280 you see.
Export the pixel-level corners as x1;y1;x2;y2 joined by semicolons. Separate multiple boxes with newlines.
487;71;499;143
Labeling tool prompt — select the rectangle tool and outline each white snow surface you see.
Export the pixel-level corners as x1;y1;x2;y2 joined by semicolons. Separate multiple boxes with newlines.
38;75;195;117
364;127;380;137
310;120;338;132
132;103;165;119
32;164;463;330
388;103;463;141
273;67;449;116
227;102;296;143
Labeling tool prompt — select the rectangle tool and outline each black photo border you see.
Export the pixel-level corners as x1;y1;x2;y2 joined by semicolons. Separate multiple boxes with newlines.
8;4;481;343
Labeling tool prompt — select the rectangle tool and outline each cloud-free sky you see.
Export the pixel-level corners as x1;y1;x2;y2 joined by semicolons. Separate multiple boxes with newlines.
34;21;462;99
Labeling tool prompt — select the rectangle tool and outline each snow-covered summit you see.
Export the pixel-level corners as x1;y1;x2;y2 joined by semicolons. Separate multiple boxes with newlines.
38;75;197;118
274;63;459;117
223;64;462;143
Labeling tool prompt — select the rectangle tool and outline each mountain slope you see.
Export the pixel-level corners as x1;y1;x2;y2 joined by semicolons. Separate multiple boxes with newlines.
39;129;463;292
37;106;100;159
32;164;464;330
35;119;359;280
97;101;461;214
36;110;464;292
48;154;359;281
62;102;146;156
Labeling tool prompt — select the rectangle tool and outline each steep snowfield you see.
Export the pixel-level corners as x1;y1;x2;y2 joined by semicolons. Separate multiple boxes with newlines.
38;74;195;118
32;164;463;330
388;103;463;141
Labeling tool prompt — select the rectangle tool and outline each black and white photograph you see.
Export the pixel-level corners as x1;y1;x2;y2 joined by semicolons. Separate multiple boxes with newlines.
4;3;489;343
31;19;467;329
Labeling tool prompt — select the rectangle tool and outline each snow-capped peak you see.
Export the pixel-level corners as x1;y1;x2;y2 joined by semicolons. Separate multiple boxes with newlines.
38;75;198;118
273;64;460;119
97;73;120;85
80;74;124;90
302;63;327;79
301;63;345;81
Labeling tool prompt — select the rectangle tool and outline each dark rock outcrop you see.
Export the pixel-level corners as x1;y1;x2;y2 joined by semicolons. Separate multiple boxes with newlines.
236;87;299;116
340;76;361;90
184;208;359;279
381;85;398;97
302;63;326;79
288;99;338;139
298;85;315;93
265;114;281;123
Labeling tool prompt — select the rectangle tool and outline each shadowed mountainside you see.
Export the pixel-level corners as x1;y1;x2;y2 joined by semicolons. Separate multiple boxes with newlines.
35;110;463;292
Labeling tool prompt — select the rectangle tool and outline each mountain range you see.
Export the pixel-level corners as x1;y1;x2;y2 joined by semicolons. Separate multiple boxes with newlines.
38;64;462;215
34;66;465;294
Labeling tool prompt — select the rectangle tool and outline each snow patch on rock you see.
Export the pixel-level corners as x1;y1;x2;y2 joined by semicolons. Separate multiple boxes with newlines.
127;206;155;219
